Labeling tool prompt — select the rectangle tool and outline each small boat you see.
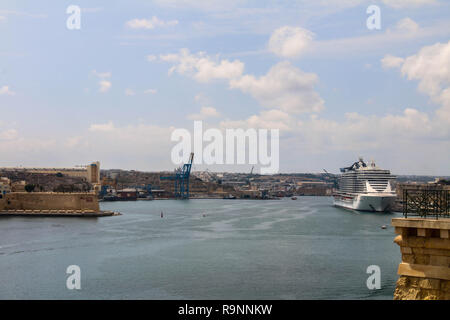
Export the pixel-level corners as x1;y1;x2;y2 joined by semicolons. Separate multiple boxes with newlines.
291;197;298;200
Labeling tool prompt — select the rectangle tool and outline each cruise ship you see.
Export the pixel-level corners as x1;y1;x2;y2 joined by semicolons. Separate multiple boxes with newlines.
333;158;397;212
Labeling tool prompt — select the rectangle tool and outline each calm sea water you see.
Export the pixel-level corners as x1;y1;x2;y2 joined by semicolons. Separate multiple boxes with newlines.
0;197;401;300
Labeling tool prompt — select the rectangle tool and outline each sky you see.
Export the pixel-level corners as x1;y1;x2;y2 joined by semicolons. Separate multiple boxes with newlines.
0;0;449;175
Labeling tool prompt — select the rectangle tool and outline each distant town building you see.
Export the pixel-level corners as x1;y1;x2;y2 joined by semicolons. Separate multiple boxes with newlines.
11;180;26;192
117;189;138;200
0;177;11;196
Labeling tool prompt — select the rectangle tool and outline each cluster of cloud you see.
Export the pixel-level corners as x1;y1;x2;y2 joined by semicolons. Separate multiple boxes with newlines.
125;88;136;96
150;0;438;10
0;121;176;170
382;40;450;121
220;109;295;132
152;0;244;11
0;128;18;140
308;17;450;58
144;88;157;94
187;106;221;120
230;61;324;114
381;0;438;9
0;85;15;96
148;20;450;173
126;16;178;29
268;26;314;58
0;9;47;19
156;46;323;114
92;70;112;93
187;94;221;120
125;88;158;96
159;49;244;82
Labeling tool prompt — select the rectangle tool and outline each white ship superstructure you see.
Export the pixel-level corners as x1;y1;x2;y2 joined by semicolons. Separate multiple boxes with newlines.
333;158;396;212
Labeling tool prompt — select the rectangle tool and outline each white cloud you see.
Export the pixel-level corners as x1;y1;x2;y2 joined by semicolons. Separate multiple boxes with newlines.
126;16;178;29
159;48;324;115
152;0;244;11
99;80;112;93
188;106;221;120
125;88;136;96
0;85;15;96
0;123;175;170
147;55;157;62
401;41;450;120
383;40;450;121
381;0;438;9
81;7;104;13
311;18;450;57
401;41;450;97
220;109;295;132
0;129;18;140
392;17;420;33
159;48;244;82
268;26;314;58
73;122;176;170
0;10;47;19
144;88;157;94
91;70;112;93
92;70;111;78
381;54;405;68
229;61;324;114
89;122;115;132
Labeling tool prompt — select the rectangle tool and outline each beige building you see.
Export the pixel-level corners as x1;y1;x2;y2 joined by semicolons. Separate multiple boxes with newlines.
0;177;11;196
11;180;26;192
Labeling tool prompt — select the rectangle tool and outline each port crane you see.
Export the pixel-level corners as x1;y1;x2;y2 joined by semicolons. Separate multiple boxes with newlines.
160;153;194;199
246;166;254;189
323;169;338;189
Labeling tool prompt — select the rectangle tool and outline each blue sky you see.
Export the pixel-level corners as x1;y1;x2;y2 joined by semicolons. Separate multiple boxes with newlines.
1;0;449;175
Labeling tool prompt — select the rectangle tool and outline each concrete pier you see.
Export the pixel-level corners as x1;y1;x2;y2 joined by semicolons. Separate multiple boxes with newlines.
392;218;450;300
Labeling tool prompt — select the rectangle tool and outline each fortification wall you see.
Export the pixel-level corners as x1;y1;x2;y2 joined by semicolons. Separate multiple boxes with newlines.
392;218;450;300
2;192;99;212
0;162;100;184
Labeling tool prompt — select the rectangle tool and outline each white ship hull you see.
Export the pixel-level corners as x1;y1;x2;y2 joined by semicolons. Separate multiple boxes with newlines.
333;193;396;212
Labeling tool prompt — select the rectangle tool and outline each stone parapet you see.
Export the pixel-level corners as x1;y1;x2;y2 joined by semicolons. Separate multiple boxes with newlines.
392;218;450;300
2;192;99;212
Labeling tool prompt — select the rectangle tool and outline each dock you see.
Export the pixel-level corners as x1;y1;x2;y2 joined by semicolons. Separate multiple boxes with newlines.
0;209;119;217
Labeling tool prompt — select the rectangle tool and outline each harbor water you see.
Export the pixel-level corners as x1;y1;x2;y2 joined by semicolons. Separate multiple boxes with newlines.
0;197;401;299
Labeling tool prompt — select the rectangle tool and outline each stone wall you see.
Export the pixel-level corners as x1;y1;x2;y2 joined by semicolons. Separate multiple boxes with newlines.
392;218;450;300
2;192;99;212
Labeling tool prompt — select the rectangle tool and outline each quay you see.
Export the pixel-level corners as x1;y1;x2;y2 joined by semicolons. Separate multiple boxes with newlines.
0;209;118;217
0;191;119;218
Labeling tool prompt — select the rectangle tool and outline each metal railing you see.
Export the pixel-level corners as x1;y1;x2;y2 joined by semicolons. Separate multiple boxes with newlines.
403;188;449;219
